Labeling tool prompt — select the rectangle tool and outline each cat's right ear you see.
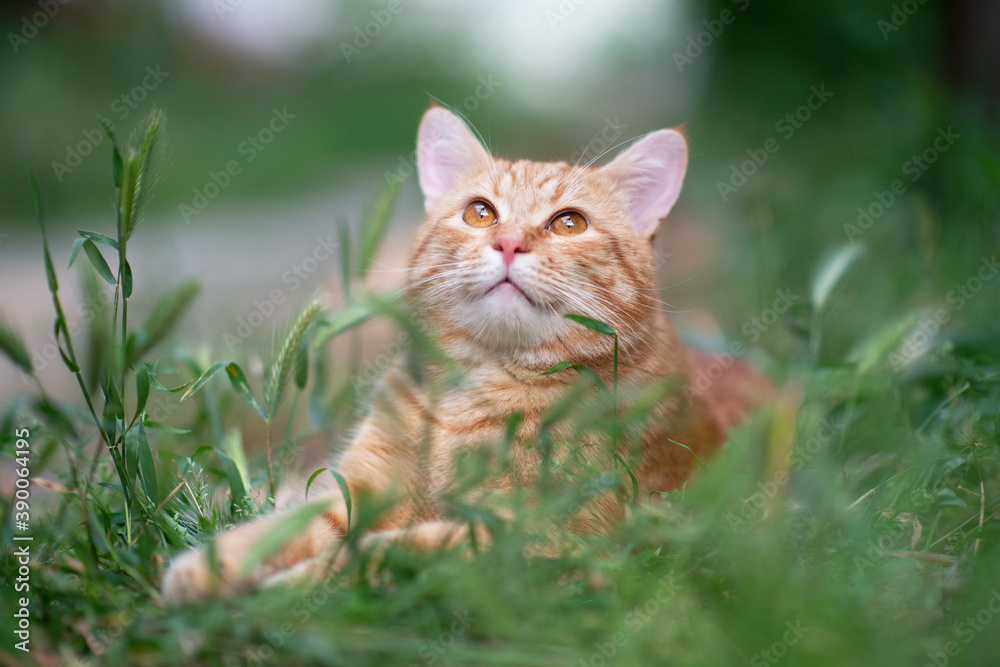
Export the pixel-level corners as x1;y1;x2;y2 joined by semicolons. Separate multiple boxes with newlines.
602;128;688;239
417;107;490;212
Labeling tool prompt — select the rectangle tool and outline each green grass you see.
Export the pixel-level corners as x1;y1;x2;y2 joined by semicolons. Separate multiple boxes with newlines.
2;108;999;667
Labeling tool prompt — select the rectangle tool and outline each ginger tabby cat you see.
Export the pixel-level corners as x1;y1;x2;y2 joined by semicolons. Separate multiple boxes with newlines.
162;107;770;603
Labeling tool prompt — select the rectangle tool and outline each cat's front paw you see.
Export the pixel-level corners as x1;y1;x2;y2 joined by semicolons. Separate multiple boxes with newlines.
161;547;251;605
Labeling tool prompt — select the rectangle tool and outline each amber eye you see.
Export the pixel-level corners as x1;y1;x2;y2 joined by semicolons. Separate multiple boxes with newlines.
549;211;588;236
462;200;498;227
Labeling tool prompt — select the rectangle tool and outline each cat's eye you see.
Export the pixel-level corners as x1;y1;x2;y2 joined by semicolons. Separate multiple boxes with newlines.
462;200;498;227
549;211;588;236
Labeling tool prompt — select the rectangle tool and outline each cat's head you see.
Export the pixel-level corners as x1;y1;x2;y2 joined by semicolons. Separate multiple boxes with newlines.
407;106;687;364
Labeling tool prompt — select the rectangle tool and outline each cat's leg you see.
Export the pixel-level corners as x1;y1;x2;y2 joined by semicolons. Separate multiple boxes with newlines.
161;493;349;603
162;380;422;604
256;521;489;590
357;520;493;552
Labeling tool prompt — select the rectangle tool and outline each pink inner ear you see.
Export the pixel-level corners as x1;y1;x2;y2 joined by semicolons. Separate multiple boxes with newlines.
416;108;490;212
603;130;688;238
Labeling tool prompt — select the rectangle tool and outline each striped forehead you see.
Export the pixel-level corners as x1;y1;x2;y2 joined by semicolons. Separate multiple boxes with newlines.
484;161;578;227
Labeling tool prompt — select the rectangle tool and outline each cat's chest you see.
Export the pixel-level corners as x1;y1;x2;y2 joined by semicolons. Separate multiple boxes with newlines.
434;364;565;429
415;364;572;483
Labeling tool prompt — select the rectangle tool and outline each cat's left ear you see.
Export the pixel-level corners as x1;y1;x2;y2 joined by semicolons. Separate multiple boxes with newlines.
602;129;688;239
417;107;491;212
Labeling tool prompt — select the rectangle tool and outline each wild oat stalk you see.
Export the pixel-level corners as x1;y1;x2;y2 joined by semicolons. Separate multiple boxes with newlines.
261;297;325;496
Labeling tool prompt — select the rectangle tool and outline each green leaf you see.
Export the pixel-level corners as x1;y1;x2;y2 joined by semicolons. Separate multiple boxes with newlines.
180;361;227;401
112;145;124;189
239;499;332;577
134;364;150;418
68;238;86;268
305;467;329;500
78;229;120;250
610;450;640;504
102;374;125;421
82;239;116;285
535;360;576;376
565;313;618;337
0;316;33;374
337;217;352;289
358;182;399;279
129;279;200;364
812;244;864;312
530;359;608;392
28;171;58;293
314;299;382;345
216;448;248;507
574;365;609;393
143;419;190;434
87;509;112;554
223;428;250;497
304;468;352;532
124;427;140;489
122;260;133;298
328;469;352;532
669;439;706;471
226;362;267;420
136;422;159;503
32;397;78;441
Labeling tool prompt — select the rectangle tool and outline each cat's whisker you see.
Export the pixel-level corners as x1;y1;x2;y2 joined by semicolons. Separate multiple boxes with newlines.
405;267;470;291
553;279;656;357
371;260;464;274
561;134;649;194
546;286;646;363
429;95;502;188
415;278;468;303
557;268;683;314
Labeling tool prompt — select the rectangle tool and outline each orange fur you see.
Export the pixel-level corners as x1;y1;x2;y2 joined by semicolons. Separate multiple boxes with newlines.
161;108;770;604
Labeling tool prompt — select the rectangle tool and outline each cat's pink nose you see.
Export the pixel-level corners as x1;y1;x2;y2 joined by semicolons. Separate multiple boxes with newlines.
493;236;527;266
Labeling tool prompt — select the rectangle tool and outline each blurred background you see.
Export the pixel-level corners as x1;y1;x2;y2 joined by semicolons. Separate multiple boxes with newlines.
0;0;998;403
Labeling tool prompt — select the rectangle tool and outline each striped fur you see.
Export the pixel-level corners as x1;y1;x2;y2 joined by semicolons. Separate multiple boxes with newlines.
162;109;770;603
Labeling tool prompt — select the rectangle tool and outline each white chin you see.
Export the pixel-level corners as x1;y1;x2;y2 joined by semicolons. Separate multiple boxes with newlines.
453;287;564;349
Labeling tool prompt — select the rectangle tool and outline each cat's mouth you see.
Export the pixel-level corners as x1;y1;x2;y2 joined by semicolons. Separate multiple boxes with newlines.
486;278;536;306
